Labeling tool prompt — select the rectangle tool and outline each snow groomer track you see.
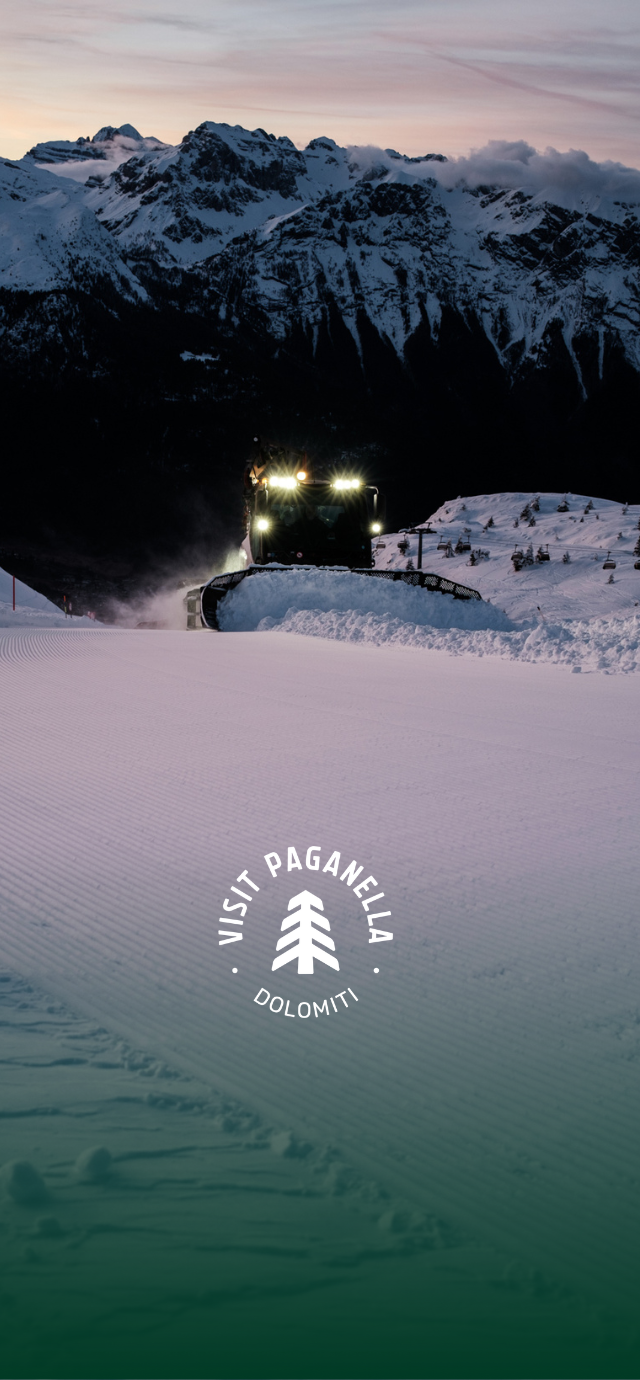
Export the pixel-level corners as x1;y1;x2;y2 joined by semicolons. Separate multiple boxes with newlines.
199;564;482;629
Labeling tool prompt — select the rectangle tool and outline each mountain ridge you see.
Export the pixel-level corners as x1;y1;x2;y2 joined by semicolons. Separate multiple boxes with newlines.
4;120;640;383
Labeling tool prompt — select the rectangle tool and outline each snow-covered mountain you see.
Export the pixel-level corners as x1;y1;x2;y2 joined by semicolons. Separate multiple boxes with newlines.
0;158;144;296
24;123;168;181
6;120;640;382
2;121;640;604
86;125;359;266
83;124;640;384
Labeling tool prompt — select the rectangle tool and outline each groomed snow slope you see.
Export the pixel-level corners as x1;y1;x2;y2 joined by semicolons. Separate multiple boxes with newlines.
1;627;639;1339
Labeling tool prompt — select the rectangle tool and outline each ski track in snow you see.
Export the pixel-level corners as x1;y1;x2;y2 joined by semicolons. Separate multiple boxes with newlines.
3;974;613;1375
0;626;639;1322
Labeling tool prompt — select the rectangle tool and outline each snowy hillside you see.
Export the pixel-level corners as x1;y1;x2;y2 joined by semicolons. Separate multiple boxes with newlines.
192;144;640;378
375;492;640;621
0;567;98;626
0;158;144;296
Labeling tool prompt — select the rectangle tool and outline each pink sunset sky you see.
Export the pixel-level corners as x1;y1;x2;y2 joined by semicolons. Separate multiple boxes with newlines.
2;0;639;164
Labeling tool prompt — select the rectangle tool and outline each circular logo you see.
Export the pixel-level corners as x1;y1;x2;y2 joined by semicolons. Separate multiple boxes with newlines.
218;845;394;1024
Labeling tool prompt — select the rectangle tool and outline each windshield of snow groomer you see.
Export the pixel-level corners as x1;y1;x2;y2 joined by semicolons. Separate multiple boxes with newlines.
267;486;365;528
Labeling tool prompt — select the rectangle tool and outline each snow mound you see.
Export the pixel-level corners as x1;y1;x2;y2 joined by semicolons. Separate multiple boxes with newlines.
261;607;640;674
0;567;98;627
217;569;512;634
0;604;99;627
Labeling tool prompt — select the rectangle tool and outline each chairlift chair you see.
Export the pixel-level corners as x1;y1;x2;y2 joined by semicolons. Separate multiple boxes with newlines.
536;545;550;562
603;552;617;570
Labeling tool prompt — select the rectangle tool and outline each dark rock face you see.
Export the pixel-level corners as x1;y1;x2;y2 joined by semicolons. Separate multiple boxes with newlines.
1;121;639;613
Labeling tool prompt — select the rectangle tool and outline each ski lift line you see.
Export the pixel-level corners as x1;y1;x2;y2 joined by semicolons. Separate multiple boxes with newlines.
417;527;475;571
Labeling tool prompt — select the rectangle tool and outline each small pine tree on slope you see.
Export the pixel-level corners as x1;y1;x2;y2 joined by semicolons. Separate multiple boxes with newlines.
272;890;339;975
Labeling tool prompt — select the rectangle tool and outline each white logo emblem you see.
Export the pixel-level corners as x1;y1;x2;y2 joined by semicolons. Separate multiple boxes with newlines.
217;846;394;1025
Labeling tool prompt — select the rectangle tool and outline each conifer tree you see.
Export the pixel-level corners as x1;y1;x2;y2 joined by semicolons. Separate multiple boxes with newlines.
272;891;339;975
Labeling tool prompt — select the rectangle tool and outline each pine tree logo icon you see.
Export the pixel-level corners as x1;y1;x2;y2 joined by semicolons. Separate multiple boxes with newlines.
271;890;340;975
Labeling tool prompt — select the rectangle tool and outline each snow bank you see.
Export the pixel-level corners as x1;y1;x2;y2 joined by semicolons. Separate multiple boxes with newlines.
0;603;96;628
217;565;640;673
218;568;512;633
256;607;640;674
0;567;98;627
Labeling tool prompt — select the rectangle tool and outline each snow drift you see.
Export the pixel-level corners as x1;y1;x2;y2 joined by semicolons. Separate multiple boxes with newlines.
218;568;512;634
262;607;640;675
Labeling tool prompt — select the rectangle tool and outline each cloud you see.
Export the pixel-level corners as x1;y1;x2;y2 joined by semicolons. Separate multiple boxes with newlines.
347;138;640;203
439;141;640;200
2;0;640;166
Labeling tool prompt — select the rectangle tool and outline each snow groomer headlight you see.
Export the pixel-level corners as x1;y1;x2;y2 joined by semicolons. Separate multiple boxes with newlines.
256;519;270;531
268;475;298;489
332;478;361;490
